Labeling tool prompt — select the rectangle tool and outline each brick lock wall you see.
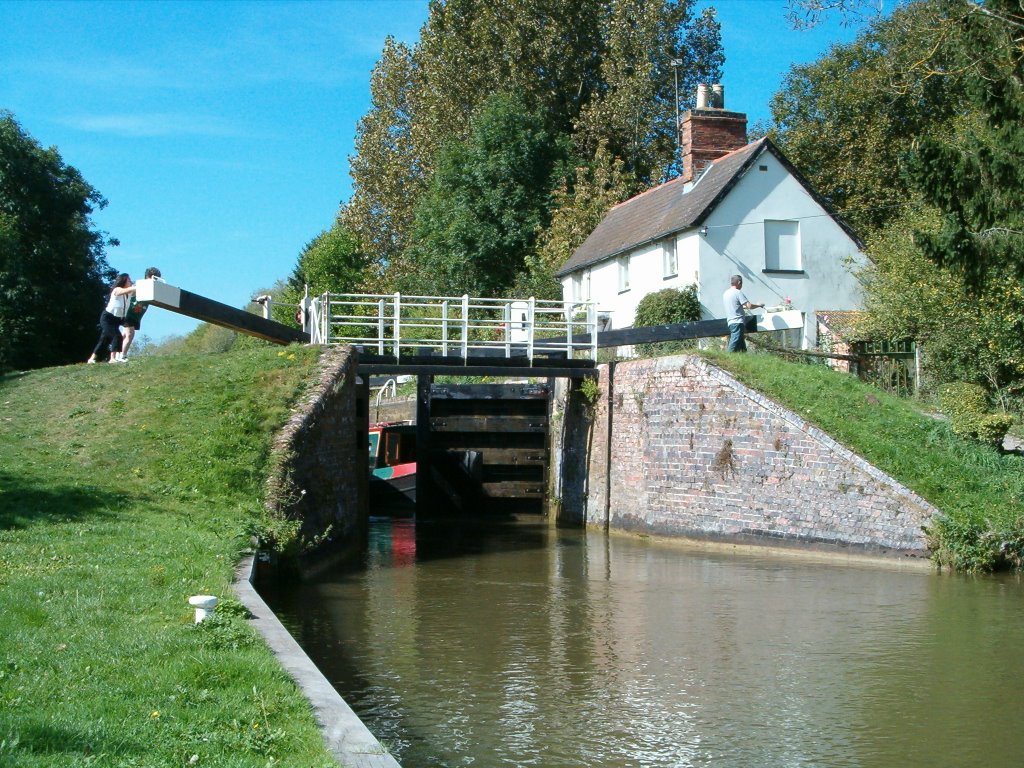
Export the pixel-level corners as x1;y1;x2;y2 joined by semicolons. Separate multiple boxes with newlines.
265;346;367;574
583;355;936;557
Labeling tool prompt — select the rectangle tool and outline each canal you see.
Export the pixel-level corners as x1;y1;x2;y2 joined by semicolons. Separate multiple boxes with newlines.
264;517;1024;767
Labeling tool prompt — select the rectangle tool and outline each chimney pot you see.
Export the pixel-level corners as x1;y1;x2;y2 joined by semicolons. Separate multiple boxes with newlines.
696;84;709;110
680;87;747;182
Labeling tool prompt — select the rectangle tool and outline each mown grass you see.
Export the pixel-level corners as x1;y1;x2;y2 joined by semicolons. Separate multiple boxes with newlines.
0;346;339;767
703;350;1024;571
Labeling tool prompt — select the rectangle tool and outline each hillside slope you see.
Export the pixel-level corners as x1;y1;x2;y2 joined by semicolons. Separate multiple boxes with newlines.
0;347;338;767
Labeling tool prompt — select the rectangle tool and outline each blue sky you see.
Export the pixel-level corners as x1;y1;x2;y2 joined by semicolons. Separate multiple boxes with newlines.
0;0;860;343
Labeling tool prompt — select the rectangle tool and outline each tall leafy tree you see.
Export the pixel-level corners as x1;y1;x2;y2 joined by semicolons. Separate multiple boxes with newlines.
770;0;965;235
858;204;1024;398
575;3;723;186
777;0;1024;398
344;0;724;293
272;218;368;325
345;37;423;289
905;0;1024;289
0;112;115;371
517;142;632;300
411;0;607;160
401;93;567;297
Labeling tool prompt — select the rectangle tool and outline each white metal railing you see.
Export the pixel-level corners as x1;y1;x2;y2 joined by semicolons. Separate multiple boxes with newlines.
305;292;597;362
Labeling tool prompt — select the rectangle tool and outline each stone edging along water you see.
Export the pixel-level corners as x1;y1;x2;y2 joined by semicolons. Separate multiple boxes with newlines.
233;555;401;768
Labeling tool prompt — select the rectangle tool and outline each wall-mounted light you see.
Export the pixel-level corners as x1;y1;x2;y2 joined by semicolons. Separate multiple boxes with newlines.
699;226;708;236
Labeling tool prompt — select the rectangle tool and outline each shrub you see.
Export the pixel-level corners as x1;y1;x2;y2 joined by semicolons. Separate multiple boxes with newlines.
975;413;1016;449
939;381;1015;448
577;376;601;408
939;381;989;418
634;285;700;327
633;285;700;356
927;514;1024;573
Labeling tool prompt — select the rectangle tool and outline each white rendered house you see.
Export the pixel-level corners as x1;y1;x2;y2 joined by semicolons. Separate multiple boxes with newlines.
556;88;866;349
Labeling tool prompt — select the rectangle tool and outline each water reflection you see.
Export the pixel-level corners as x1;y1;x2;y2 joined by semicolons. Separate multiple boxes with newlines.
265;518;1024;767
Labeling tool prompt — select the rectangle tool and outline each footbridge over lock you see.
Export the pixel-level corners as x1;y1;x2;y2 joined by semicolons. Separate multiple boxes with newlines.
135;279;804;516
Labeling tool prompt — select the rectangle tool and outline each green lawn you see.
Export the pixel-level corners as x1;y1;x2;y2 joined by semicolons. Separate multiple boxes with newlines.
704;350;1024;571
0;346;339;767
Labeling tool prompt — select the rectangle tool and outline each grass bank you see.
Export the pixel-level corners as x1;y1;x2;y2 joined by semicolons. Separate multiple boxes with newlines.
0;347;339;767
704;350;1024;572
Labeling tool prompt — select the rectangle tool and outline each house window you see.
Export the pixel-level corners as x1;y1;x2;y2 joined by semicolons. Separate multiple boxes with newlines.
571;274;582;302
618;256;630;292
584;270;591;300
764;220;801;272
663;238;678;278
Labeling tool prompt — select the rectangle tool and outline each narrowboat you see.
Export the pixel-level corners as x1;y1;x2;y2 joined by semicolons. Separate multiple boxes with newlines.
368;421;416;511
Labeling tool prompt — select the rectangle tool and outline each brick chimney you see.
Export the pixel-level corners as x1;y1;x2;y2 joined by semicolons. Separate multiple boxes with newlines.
680;83;748;182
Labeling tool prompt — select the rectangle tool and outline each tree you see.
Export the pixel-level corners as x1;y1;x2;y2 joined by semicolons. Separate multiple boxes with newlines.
400;93;568;298
857;204;1024;401
273;218;367;325
0;112;115;371
574;3;723;186
771;1;1024;401
904;0;1024;289
344;37;423;290
517;142;632;300
770;0;966;235
345;0;724;292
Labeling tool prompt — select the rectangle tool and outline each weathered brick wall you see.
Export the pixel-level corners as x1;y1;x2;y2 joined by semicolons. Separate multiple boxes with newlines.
265;346;367;573
582;355;937;557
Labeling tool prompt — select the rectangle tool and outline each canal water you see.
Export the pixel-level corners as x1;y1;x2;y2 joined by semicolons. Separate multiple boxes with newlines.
264;517;1024;767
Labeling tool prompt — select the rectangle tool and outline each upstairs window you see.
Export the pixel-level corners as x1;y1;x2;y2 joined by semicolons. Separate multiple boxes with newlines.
663;238;678;278
618;256;630;292
765;220;801;272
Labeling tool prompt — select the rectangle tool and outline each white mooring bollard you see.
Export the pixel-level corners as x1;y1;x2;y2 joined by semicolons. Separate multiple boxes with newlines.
189;594;218;623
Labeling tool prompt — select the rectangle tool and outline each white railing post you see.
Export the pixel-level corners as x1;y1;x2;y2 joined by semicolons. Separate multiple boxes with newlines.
504;302;511;358
303;294;315;343
318;292;328;345
442;300;450;357
565;302;574;357
589;302;597;361
393;292;401;360
461;294;469;359
377;299;385;354
527;296;536;364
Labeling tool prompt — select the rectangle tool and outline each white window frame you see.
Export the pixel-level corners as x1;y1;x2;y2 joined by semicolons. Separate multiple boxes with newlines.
663;237;678;278
764;220;802;272
618;256;630;293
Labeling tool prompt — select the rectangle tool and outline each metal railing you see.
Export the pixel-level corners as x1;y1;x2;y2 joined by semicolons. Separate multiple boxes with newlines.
302;292;597;362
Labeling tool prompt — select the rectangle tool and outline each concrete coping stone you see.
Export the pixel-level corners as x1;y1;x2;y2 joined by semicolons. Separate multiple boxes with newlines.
234;555;402;768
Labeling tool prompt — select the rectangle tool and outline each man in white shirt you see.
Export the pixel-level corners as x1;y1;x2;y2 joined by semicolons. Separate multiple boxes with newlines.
722;275;763;352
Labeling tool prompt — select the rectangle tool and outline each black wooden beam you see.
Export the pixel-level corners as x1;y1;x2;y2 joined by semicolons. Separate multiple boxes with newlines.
541;317;753;349
358;351;593;367
137;279;308;345
359;363;596;378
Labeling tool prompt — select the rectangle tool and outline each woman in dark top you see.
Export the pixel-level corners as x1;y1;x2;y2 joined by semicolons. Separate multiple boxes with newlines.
86;273;135;364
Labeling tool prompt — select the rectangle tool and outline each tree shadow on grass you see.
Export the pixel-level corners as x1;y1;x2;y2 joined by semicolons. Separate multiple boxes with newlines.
4;720;147;765
0;470;117;531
